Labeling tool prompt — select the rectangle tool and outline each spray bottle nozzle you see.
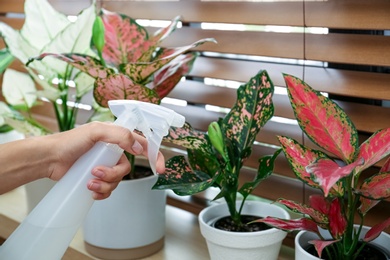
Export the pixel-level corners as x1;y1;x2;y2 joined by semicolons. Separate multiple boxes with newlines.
108;100;185;174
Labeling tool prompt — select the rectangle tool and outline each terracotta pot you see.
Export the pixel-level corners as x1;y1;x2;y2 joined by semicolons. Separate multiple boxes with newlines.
83;174;166;260
295;225;390;259
199;200;289;260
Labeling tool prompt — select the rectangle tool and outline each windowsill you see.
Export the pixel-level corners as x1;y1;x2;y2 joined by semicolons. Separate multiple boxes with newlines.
0;187;294;259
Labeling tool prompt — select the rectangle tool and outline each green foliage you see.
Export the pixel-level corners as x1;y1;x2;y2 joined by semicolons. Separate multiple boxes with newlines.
0;0;96;134
0;49;14;74
28;9;214;178
153;70;279;226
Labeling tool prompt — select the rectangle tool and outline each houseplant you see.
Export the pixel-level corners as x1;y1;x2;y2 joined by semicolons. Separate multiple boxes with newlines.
0;0;96;134
0;0;98;211
34;9;216;179
153;70;289;259
31;9;215;259
256;74;390;259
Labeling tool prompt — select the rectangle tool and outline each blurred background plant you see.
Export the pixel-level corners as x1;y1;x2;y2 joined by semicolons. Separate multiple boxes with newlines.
0;0;215;179
0;0;96;135
0;0;215;141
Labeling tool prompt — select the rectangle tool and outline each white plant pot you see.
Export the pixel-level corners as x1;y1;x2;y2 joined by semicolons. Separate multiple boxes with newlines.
199;200;290;260
83;174;166;260
0;130;54;214
295;225;390;259
0;129;24;144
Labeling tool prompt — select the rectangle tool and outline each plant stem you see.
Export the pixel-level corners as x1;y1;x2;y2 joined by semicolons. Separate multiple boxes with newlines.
221;153;241;225
53;101;64;131
67;97;81;130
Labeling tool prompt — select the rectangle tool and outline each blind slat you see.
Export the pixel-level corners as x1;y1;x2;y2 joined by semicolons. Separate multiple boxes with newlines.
190;57;390;101
306;0;390;30
160;27;390;67
101;0;390;30
0;0;24;13
100;1;304;26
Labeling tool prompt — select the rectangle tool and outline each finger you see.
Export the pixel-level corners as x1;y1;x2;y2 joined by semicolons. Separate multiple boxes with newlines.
92;191;111;200
86;122;138;153
131;133;166;173
156;152;165;174
88;179;119;196
91;154;131;182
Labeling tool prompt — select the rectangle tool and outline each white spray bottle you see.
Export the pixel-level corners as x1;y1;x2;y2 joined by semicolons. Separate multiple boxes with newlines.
0;100;185;260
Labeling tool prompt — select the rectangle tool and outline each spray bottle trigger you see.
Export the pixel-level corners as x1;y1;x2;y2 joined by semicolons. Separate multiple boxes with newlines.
108;100;185;174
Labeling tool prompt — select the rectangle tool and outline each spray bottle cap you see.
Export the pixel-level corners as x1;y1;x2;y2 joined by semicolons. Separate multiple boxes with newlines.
108;100;185;174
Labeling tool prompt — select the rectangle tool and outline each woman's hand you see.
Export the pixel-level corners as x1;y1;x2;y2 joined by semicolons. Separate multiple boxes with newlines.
0;122;165;198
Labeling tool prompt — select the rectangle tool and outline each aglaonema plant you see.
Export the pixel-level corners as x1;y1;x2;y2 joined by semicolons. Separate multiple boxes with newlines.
27;9;215;179
152;70;281;228
256;74;390;259
0;0;96;135
28;9;215;109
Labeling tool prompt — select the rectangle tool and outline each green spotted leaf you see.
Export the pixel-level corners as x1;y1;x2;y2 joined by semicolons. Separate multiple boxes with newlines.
222;70;274;159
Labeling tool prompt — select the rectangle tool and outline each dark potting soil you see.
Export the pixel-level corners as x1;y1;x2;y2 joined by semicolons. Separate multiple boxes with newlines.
305;241;390;260
213;215;271;232
124;165;153;180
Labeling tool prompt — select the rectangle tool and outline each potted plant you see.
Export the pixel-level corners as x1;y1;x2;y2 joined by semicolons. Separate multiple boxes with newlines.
153;70;290;259
32;9;215;259
0;0;97;211
256;74;390;259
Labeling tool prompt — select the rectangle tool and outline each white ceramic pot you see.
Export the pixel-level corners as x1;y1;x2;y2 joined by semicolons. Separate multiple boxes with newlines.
199;200;289;260
0;129;24;144
83;174;166;260
0;130;54;214
295;225;390;259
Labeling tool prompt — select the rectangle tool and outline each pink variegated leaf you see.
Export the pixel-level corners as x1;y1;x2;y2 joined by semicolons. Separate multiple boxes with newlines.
358;197;379;215
277;136;326;189
277;198;328;224
120;38;215;83
152;53;198;98
309;194;330;215
283;74;359;163
309;239;339;258
358;161;390;213
164;122;208;150
93;74;160;107
356;128;390;173
380;157;390;173
306;157;364;197
152;16;180;43
363;217;390;242
255;217;319;234
137;16;181;63
27;53;114;79
328;198;347;239
355;172;390;200
100;9;149;67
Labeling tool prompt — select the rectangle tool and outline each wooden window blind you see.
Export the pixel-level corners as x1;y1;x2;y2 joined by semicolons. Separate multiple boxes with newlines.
1;0;389;240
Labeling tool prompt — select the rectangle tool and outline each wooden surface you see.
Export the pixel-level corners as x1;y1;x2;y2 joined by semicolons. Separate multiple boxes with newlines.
0;214;91;259
0;187;294;260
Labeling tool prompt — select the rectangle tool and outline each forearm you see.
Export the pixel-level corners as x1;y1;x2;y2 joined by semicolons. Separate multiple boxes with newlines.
0;136;55;194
